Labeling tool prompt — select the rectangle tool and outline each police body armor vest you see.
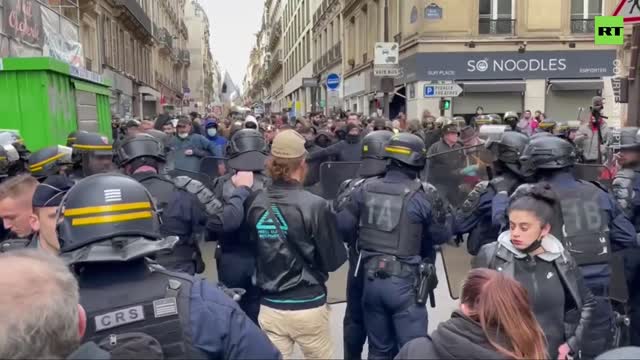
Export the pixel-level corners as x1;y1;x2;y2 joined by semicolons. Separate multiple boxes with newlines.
552;181;611;266
81;266;206;359
358;179;423;257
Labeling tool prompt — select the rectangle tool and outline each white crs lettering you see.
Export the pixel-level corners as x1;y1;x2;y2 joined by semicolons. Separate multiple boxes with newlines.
366;198;393;229
94;305;145;332
563;200;602;232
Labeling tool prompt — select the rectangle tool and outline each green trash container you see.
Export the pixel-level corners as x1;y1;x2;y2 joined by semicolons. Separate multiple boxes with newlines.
0;57;112;151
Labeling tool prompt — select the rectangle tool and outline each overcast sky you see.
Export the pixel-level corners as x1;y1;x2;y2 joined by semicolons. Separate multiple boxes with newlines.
199;0;264;92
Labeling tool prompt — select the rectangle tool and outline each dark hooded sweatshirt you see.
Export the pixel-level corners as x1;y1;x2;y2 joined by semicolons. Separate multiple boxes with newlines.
396;311;510;360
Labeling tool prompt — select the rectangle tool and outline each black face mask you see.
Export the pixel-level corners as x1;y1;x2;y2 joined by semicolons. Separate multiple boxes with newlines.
519;229;544;254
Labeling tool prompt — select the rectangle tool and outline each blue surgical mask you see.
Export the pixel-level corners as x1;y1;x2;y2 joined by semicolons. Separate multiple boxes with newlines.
207;128;217;137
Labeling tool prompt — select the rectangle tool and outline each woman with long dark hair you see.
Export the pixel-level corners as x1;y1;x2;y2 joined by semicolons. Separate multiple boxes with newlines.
396;268;548;359
474;183;596;359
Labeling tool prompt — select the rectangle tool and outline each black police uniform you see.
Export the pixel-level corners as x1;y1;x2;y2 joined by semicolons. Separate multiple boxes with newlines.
58;174;281;359
611;127;640;346
514;135;638;357
456;131;529;255
209;129;270;325
117;134;222;275
334;130;393;360
338;133;452;359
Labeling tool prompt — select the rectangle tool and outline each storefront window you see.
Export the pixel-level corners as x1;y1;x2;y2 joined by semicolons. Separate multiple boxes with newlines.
571;0;602;33
479;0;515;35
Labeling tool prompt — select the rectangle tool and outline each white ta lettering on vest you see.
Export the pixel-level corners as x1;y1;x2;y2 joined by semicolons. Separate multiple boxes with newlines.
94;305;145;332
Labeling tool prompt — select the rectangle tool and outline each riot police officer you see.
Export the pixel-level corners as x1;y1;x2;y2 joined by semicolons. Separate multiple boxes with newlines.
456;131;530;255
57;174;281;359
72;131;115;178
27;145;73;182
337;133;452;358
117;133;222;275
610;127;640;346
509;135;637;357
334;130;393;360
503;111;519;131
0;131;29;177
209;129;270;325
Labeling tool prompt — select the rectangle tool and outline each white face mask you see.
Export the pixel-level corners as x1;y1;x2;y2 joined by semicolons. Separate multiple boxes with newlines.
207;128;217;137
178;132;189;139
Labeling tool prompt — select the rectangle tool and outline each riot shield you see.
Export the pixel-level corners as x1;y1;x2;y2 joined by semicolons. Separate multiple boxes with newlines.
319;161;361;200
440;242;474;299
572;163;614;190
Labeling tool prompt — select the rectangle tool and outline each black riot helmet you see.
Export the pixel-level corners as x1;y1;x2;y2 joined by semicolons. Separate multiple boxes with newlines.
503;111;519;130
28;146;73;181
227;129;268;171
117;133;166;168
73;132;113;155
520;136;576;173
486;131;529;162
384;133;427;168
0;131;30;167
57;174;162;254
73;132;114;176
360;130;393;177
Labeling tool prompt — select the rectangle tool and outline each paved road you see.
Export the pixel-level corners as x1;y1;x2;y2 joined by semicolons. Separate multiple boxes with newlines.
200;241;469;358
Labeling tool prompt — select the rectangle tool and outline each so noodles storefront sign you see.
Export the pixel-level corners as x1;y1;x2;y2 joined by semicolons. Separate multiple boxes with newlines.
399;50;617;81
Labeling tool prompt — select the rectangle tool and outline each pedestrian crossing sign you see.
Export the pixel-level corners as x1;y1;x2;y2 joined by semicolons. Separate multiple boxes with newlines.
613;0;640;24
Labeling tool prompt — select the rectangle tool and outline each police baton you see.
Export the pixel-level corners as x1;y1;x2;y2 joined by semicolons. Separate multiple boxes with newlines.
426;143;485;159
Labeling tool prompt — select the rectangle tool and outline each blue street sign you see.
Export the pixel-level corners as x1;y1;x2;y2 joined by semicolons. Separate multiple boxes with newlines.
425;86;435;96
326;73;341;91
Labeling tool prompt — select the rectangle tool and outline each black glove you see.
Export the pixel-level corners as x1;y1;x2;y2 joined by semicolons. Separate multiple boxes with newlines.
490;175;519;194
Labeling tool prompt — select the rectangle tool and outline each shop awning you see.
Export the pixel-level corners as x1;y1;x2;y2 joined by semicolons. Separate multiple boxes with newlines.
71;79;111;96
460;80;526;93
548;79;604;91
139;86;161;98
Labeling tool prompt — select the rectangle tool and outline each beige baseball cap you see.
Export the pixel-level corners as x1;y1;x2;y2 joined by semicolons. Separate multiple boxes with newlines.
271;129;307;158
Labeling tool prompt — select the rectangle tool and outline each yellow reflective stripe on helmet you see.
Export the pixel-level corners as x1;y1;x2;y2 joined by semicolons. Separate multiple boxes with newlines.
67;137;76;142
0;156;6;161
385;146;411;155
64;202;152;216
29;153;65;171
73;144;113;151
71;211;153;226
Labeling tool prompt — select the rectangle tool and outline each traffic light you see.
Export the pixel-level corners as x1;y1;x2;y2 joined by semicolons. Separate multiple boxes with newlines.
439;98;451;111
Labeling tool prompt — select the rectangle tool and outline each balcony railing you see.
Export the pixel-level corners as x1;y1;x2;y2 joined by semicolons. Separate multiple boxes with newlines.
113;0;152;37
571;18;596;34
479;18;516;35
269;20;282;50
179;49;190;64
159;28;173;54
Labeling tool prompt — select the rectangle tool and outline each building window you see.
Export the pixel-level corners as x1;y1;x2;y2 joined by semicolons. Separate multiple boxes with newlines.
571;0;602;33
478;0;515;35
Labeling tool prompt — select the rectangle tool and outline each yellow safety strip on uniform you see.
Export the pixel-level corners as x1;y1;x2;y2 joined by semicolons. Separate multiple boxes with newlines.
71;211;153;226
67;137;76;142
0;156;6;161
73;144;113;151
29;153;65;171
64;202;152;216
385;146;411;155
